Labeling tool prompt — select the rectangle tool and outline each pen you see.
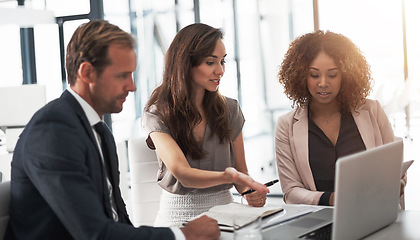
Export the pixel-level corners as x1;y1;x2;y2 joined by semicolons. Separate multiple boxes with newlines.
240;179;279;196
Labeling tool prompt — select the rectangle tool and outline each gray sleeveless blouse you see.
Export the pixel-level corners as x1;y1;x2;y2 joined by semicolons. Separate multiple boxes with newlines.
142;97;245;195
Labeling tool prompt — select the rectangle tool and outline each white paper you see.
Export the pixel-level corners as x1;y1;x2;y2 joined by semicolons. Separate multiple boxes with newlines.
188;203;283;231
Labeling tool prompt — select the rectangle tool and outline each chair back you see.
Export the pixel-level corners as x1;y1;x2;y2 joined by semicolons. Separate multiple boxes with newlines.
116;141;129;205
0;181;10;240
127;136;162;227
0;84;46;182
0;84;46;128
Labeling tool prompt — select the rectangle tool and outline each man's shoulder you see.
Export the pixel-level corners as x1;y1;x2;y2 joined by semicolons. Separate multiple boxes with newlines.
26;91;84;131
40;91;79;116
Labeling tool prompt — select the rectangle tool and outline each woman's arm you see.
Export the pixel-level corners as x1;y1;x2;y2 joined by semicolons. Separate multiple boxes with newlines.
231;131;248;193
275;114;324;205
149;131;269;194
373;100;407;208
232;131;268;206
374;100;396;144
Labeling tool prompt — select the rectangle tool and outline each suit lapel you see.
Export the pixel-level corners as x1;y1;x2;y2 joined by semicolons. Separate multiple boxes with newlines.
61;91;114;218
293;106;317;190
352;107;375;149
290;103;375;191
62;91;99;150
63;90;129;221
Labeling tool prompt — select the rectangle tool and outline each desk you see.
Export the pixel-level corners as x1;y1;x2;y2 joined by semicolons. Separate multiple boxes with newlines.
363;210;420;240
220;209;420;240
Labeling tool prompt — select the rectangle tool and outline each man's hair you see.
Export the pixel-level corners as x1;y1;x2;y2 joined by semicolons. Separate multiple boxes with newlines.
66;20;135;85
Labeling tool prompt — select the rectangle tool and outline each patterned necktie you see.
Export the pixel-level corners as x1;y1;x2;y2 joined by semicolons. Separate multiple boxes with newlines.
94;121;119;221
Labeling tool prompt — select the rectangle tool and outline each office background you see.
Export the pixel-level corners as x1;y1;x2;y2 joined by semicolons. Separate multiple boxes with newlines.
0;0;419;211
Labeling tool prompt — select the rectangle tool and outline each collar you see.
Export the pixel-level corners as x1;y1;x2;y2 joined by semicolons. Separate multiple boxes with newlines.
67;88;102;126
294;103;308;121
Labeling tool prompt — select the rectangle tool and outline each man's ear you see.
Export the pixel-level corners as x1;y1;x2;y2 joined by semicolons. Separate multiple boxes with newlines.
78;62;95;84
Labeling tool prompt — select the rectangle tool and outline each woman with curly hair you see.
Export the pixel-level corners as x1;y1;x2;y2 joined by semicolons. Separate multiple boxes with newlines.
142;23;269;227
275;30;406;207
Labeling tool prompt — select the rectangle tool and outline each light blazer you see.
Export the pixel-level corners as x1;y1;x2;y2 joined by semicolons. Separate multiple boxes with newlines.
275;99;399;205
6;90;174;240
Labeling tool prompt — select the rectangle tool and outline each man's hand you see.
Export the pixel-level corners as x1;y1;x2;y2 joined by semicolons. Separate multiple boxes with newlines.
181;215;220;240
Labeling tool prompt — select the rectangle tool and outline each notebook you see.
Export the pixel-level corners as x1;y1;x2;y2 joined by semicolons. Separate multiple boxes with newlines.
263;139;404;240
188;202;283;231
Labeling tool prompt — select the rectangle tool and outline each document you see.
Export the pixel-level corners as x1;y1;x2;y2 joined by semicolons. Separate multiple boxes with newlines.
189;202;283;231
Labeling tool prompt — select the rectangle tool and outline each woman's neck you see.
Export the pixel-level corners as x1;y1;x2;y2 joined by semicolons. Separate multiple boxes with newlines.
309;101;340;118
194;88;205;109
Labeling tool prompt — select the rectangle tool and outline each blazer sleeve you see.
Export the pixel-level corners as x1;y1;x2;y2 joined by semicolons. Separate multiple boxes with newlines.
373;100;407;209
20;103;175;240
275;112;323;205
372;100;408;208
374;100;395;144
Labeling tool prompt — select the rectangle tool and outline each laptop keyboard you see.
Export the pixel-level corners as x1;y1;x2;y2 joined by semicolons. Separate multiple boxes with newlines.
298;223;332;240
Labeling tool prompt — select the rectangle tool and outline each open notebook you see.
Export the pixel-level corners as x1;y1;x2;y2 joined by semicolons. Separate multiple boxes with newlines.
188;202;283;231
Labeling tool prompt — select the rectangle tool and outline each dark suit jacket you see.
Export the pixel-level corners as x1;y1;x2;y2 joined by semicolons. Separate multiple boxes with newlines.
5;90;174;240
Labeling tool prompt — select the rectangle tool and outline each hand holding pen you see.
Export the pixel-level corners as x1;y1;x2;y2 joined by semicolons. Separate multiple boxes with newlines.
241;179;279;196
224;167;270;206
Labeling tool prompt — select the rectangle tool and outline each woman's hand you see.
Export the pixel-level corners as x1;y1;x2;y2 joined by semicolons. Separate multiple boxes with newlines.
400;173;406;197
224;167;269;205
329;192;335;206
243;191;267;207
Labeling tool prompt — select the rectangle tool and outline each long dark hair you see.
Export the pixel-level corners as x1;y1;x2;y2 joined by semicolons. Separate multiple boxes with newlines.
145;23;231;159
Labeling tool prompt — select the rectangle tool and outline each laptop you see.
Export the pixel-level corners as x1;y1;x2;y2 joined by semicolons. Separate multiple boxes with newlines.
263;140;403;240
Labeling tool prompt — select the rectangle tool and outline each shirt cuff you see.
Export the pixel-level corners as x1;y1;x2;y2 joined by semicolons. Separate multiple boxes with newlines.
318;192;333;206
170;227;186;240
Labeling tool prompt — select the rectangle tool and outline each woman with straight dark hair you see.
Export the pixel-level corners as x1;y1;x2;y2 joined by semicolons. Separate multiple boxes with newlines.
142;23;269;227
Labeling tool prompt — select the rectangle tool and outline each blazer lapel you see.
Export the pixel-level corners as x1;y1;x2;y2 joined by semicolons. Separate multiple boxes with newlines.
293;106;317;191
61;91;113;217
63;91;129;221
352;108;376;149
62;91;99;149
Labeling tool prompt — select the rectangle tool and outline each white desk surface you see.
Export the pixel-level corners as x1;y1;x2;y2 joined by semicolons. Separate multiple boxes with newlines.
220;207;420;240
363;210;420;240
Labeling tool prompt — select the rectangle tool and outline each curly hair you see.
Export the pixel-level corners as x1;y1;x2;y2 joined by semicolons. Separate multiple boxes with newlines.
145;23;231;160
278;30;373;112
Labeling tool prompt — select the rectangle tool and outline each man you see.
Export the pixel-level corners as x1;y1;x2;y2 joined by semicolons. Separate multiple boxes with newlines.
5;20;220;240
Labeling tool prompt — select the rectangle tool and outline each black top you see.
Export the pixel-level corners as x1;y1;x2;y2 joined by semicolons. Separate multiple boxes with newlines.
308;107;366;205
